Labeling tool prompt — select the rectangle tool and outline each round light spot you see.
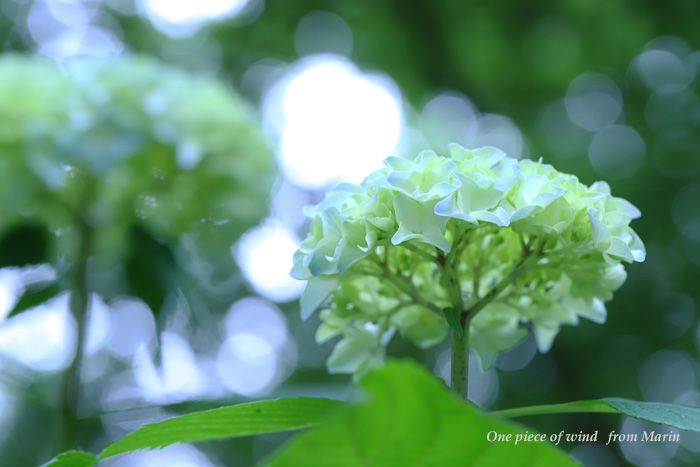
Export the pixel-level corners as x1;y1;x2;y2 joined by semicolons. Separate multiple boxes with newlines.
619;416;679;465
635;49;691;94
473;114;523;158
588;125;645;179
216;332;278;396
263;55;404;189
0;294;76;372
638;350;696;402
565;72;622;131
295;11;353;57
137;0;252;37
106;298;156;359
672;182;700;241
235;221;304;303
224;298;289;350
421;92;479;151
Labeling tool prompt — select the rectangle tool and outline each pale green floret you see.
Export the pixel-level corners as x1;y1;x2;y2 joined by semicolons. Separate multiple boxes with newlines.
291;145;645;375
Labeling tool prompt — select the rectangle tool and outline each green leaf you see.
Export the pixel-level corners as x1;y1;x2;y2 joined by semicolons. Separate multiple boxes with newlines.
442;306;464;339
604;398;700;432
100;398;341;459
266;361;577;467
8;280;62;317
493;397;700;432
44;450;97;467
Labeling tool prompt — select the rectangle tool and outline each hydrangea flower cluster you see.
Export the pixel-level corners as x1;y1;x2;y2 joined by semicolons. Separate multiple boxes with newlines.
292;145;645;375
0;54;273;265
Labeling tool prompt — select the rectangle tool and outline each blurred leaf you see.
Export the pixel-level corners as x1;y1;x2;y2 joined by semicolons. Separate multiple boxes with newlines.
266;361;576;466
124;227;176;314
100;398;341;459
0;224;49;267
8;280;62;317
494;398;700;432
44;450;97;467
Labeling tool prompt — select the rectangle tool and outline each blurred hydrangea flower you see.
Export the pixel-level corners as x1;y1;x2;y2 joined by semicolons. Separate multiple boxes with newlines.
0;54;273;267
292;145;644;375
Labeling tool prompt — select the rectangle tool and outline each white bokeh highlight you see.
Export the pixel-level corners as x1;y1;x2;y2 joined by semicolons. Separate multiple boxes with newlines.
420;92;523;157
565;72;623;132
264;55;405;189
0;294;76;372
27;0;123;59
101;443;214;467
588;124;645;179
133;332;209;404
216;298;296;397
106;298;157;360
235;219;304;302
137;0;251;37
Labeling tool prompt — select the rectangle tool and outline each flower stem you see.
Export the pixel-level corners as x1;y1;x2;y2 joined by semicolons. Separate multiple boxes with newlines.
59;219;92;451
450;324;469;400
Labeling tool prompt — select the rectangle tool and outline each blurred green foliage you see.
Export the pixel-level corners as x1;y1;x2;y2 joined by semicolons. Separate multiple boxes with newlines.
0;53;273;297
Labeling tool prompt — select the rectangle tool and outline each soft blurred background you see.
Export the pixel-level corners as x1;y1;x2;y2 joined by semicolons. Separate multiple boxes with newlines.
0;1;699;466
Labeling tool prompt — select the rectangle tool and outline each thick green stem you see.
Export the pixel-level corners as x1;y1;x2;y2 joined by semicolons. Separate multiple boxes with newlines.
450;324;469;400
60;220;92;451
446;235;547;401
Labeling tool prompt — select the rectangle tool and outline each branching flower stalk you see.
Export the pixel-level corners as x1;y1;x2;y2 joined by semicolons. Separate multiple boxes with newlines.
292;145;645;399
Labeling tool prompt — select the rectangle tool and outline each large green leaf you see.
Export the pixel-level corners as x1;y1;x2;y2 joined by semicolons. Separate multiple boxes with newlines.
493;398;700;432
44;450;97;467
266;361;577;467
100;398;341;459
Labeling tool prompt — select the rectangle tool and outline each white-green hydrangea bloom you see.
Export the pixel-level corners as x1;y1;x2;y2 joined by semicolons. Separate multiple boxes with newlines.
292;145;644;375
0;54;273;268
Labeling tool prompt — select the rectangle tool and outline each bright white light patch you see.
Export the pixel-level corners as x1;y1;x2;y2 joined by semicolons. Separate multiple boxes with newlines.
27;0;122;59
106;298;156;360
133;332;204;404
0;294;76;372
0;265;57;322
225;298;289;350
264;55;404;188
216;332;278;396
104;444;214;467
138;0;250;37
235;220;304;302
